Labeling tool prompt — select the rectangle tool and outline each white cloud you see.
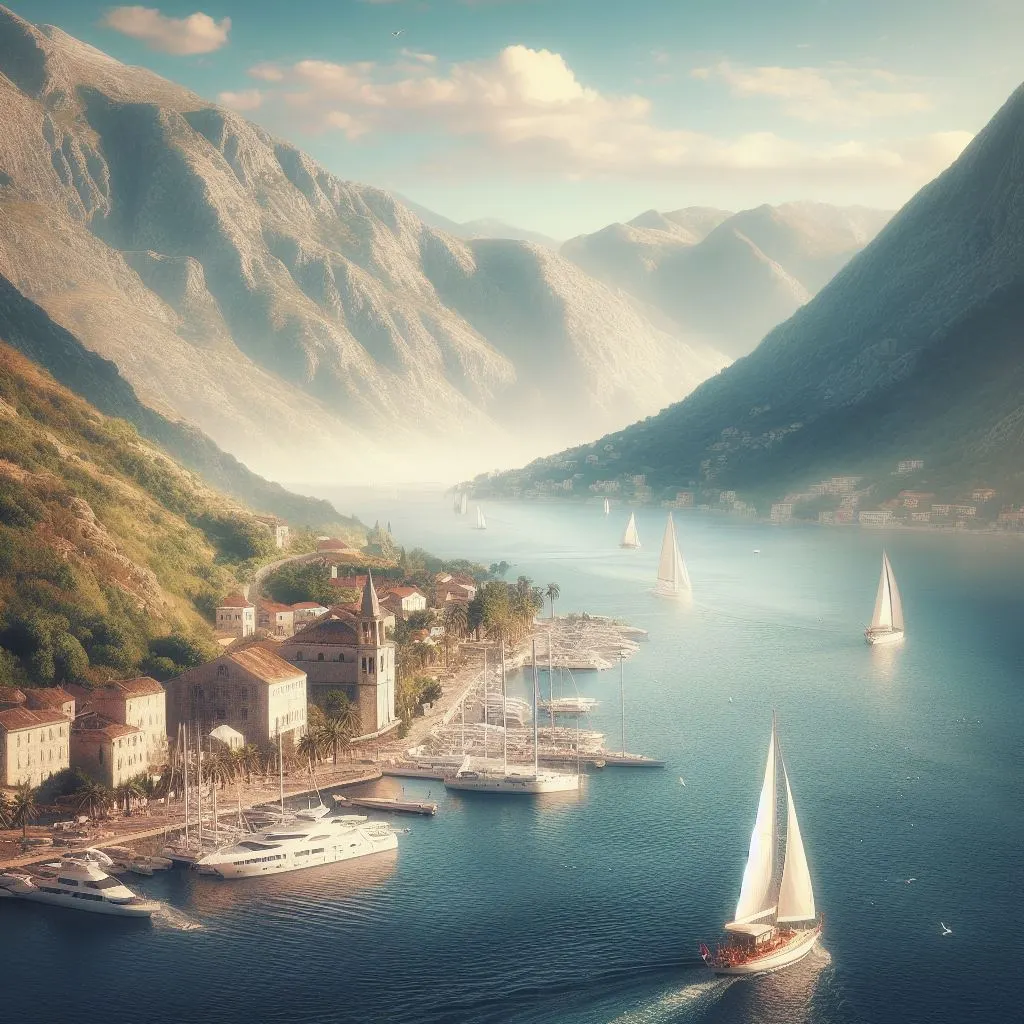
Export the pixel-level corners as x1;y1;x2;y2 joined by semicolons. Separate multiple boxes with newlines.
249;62;285;82
400;48;437;65
218;88;263;111
692;61;933;125
238;44;970;187
102;6;231;55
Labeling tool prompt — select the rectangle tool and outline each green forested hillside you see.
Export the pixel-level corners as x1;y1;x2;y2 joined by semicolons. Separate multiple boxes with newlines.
0;342;284;686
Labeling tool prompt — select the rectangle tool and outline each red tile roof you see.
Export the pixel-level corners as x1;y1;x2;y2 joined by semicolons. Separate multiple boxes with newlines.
0;708;69;731
110;677;164;698
331;575;368;590
259;601;293;615
285;615;360;646
0;687;26;704
317;538;357;551
219;593;253;609
290;601;328;610
23;687;76;707
384;586;423;599
74;717;143;741
227;647;306;684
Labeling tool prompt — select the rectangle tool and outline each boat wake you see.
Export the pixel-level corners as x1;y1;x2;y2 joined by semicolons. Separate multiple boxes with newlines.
151;903;203;932
605;974;735;1024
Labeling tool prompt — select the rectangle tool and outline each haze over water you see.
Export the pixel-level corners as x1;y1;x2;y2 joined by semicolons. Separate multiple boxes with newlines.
3;495;1020;1024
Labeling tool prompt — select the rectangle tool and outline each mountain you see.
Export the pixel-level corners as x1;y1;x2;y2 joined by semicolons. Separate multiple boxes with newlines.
0;339;287;687
393;195;561;249
561;203;891;359
0;7;723;479
482;83;1024;502
0;274;352;529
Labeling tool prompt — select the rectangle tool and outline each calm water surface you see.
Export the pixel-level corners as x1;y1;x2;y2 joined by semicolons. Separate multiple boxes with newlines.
3;496;1020;1024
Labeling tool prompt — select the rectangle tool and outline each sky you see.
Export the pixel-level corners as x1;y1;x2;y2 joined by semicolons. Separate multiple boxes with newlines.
7;0;1024;237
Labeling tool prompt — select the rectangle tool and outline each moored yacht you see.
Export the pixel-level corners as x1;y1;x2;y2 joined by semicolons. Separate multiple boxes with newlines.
0;850;158;918
194;814;398;879
701;715;822;976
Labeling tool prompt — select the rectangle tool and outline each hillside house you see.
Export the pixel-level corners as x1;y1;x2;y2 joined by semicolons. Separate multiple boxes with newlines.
216;594;255;638
255;516;290;550
291;602;329;627
24;688;76;719
770;503;793;524
381;585;427;619
0;708;70;788
858;510;893;527
258;601;296;638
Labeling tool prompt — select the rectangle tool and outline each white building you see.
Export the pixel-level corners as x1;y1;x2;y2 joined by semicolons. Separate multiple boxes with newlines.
217;594;255;638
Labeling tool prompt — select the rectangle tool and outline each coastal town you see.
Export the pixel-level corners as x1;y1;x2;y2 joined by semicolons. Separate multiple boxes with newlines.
482;454;1024;535
0;524;645;870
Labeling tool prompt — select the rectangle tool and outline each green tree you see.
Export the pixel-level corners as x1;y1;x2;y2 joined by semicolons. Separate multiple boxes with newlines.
9;783;38;839
443;602;468;639
75;777;113;820
545;582;561;619
297;731;325;766
318;717;351;764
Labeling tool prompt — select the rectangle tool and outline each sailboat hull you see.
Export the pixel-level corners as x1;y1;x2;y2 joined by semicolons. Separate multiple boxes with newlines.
865;628;904;646
444;772;580;794
710;926;820;976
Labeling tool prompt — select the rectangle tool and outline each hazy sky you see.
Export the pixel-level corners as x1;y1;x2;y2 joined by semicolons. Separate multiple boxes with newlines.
10;1;1024;236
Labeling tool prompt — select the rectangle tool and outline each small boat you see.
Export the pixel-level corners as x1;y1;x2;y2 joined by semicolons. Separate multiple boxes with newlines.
0;850;158;918
474;506;487;530
701;715;821;976
620;512;641;549
654;512;691;597
334;795;438;816
865;550;905;646
603;498;610;516
537;696;600;715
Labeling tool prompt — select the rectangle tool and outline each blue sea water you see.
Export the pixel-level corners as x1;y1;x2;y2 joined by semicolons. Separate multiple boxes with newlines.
2;496;1020;1024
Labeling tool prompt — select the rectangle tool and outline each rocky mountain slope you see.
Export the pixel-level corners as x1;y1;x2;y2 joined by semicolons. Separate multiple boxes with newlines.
0;340;280;686
562;203;891;358
0;6;726;480
0;274;353;529
481;81;1024;500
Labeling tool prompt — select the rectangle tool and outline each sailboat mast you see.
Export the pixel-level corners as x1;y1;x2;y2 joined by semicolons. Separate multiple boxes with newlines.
182;723;189;847
548;633;555;733
278;730;285;820
619;652;626;756
196;723;203;848
501;642;508;773
483;647;489;764
532;638;539;776
212;739;218;844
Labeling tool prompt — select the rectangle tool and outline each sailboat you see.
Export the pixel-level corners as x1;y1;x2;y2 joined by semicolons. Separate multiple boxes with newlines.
654;513;691;597
620;512;641;549
445;641;580;794
865;551;905;646
603;498;610;516
701;716;821;976
475;506;487;530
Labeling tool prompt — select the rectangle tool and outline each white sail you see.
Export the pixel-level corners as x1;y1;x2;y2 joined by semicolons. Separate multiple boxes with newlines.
734;724;777;923
776;764;816;923
621;512;640;548
476;506;487;530
603;498;610;516
656;513;692;593
885;553;904;631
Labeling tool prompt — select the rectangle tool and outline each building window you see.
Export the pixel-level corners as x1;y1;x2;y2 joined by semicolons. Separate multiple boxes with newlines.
317;653;324;662
296;651;304;661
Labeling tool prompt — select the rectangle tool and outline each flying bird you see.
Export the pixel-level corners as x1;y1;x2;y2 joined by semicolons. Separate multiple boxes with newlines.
905;878;917;884
392;29;403;36
940;922;952;935
678;777;686;787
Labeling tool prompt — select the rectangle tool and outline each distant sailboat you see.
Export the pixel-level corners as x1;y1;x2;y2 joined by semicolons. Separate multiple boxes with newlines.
603;498;610;516
701;715;821;976
620;512;641;549
475;506;487;530
655;513;691;596
865;550;905;646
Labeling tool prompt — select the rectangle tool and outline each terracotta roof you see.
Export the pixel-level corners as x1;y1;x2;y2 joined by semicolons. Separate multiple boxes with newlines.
0;708;69;731
259;601;293;615
290;602;327;610
227;647;306;684
74;718;143;741
317;538;356;551
110;677;164;698
286;615;360;646
23;687;75;706
331;575;368;590
0;687;26;703
219;593;253;609
385;586;423;599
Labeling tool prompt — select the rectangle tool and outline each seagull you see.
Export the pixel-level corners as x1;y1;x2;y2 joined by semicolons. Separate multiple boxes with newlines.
678;777;686;786
392;29;403;36
905;878;916;884
940;922;952;936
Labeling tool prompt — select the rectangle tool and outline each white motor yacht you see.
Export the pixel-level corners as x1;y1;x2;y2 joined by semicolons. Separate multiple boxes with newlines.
0;850;158;918
195;814;398;879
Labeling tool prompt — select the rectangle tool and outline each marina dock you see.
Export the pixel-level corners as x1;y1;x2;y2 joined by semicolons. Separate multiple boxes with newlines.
333;795;438;816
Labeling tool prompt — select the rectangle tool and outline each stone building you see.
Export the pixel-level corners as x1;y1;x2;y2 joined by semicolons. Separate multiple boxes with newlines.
216;593;256;638
0;687;27;711
381;586;427;619
254;515;290;550
258;600;296;637
277;574;397;739
70;720;147;789
69;678;167;769
0;708;70;788
23;688;76;719
165;647;307;751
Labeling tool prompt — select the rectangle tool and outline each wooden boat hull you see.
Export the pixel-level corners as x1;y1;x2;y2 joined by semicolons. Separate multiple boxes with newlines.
865;628;904;646
709;926;820;976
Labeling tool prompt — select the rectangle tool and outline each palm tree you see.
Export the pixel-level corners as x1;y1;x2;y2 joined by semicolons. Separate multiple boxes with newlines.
0;790;12;829
75;778;113;820
297;731;324;766
444;602;468;639
545;582;561;619
239;744;262;784
10;783;38;839
318;718;350;764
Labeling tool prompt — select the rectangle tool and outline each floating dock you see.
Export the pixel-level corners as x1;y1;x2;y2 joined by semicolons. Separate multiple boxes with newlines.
382;767;448;781
333;794;438;816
